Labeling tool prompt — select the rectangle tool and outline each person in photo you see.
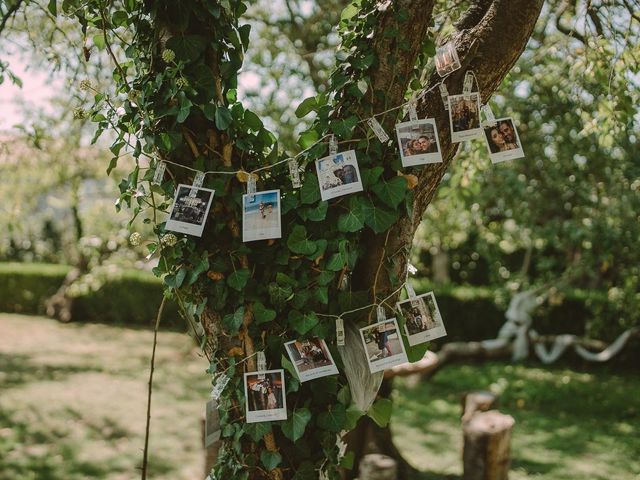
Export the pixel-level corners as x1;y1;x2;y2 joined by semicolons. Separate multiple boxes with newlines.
498;120;519;149
377;328;393;358
485;126;509;153
243;190;281;242
452;98;479;132
266;387;278;410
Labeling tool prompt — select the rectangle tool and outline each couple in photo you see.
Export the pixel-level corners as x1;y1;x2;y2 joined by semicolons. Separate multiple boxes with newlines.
452;98;479;132
485;120;519;153
248;377;281;411
403;135;437;156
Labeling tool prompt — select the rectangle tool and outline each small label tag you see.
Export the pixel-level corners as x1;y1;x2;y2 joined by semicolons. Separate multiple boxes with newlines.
407;263;418;275
204;399;221;447
463;71;474;98
247;174;256;201
339;274;349;291
482;104;496;123
408;100;419;122
257;351;266;372
377;305;386;323
367;117;390;143
439;83;449;110
152;161;166;185
336;318;345;346
211;373;230;400
329;135;338;156
190;171;205;197
406;283;421;308
288;159;302;188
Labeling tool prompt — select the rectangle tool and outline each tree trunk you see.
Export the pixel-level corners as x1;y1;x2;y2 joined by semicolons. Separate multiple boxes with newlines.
462;411;515;480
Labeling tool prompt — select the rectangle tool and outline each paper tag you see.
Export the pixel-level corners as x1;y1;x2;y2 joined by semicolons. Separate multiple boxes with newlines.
336;318;345;346
367;117;390;143
439;83;449;110
482;104;496;123
463;71;474;98
152;161;166;185
204;399;221;447
288;159;302;188
407;263;418;275
257;351;266;372
408;100;418;122
329;135;338;156
189;171;205;197
211;373;230;400
377;305;386;322
406;282;421;308
247;173;256;201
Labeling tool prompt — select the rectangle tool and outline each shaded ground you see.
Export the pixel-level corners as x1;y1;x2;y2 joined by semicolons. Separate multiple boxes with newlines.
0;314;210;480
392;362;640;480
1;314;638;479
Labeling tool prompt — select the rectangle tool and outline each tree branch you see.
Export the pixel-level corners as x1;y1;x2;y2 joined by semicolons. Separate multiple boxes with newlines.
0;0;23;38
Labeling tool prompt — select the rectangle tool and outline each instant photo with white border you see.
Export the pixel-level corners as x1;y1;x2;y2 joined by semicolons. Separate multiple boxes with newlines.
165;184;215;237
242;189;282;242
284;337;339;382
397;292;447;347
204;398;221;447
482;117;525;163
315;150;364;201
396;119;443;167
448;93;482;143
435;42;461;77
359;318;408;374
244;369;287;423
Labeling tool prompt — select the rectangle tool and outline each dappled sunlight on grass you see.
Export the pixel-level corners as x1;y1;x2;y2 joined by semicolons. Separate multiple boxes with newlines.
392;361;640;480
0;314;210;480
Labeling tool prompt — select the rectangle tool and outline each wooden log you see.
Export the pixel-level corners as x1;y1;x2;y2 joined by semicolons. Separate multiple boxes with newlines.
461;391;498;423
358;453;397;480
462;410;515;480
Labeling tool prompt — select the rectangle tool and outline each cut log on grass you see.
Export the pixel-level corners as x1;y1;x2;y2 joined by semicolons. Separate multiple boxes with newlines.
358;453;397;480
461;391;499;423
462;410;515;480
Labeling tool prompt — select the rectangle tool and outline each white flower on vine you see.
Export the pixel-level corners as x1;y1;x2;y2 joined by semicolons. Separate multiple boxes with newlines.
161;233;178;247
72;107;88;119
161;49;176;63
176;77;189;89
129;232;142;246
79;79;94;91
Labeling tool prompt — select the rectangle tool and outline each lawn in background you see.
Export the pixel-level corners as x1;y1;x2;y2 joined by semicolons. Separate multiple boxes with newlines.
0;314;210;480
393;361;640;480
1;313;638;480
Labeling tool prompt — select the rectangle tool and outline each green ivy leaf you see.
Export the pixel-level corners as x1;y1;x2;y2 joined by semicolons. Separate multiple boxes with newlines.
244;110;263;131
362;198;398;233
326;252;346;272
360;167;384;188
281;408;312;442
177;94;193;123
298;129;320;149
305;201;328;221
215;106;233;130
223;306;244;334
253;301;276;325
317;404;347;432
372;176;408;209
367;398;393;427
287;225;317;255
344;404;365;431
340;451;355;469
337;197;366;232
313;286;329;304
244;422;271;442
47;0;57;16
295;97;317;118
227;268;250;291
289;311;319;335
165;35;206;62
268;283;293;308
202;104;216;121
292;462;317;480
300;176;321;205
260;450;282;471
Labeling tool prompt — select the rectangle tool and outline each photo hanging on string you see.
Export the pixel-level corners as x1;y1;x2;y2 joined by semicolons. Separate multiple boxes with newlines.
396;119;443;167
396;291;447;347
242;189;282;242
284;337;339;382
448;93;482;142
315;150;364;201
165;184;215;237
204;398;221;447
482;117;525;163
434;42;461;77
359;318;408;374
244;369;287;423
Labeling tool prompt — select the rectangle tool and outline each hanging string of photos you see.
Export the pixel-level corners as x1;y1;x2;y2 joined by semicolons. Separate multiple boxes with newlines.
152;44;527;428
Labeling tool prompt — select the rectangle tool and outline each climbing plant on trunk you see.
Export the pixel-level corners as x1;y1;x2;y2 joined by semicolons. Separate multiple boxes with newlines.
53;0;543;478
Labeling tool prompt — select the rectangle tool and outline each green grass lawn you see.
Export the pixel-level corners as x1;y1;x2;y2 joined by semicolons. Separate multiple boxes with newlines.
1;313;638;480
392;362;640;479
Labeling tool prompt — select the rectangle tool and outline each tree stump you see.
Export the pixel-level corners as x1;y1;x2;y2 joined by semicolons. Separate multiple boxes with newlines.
357;453;397;480
462;410;515;480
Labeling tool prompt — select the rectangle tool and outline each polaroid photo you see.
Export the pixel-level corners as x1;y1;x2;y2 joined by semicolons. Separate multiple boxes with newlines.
482;117;525;163
244;369;287;423
396;119;443;167
165;184;215;237
359;318;408;374
315;150;364;201
435;42;461;77
204;398;221;447
397;292;447;347
285;337;339;382
242;189;282;242
448;93;482;143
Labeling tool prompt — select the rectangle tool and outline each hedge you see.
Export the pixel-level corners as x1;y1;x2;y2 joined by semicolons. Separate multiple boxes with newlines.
0;262;181;329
